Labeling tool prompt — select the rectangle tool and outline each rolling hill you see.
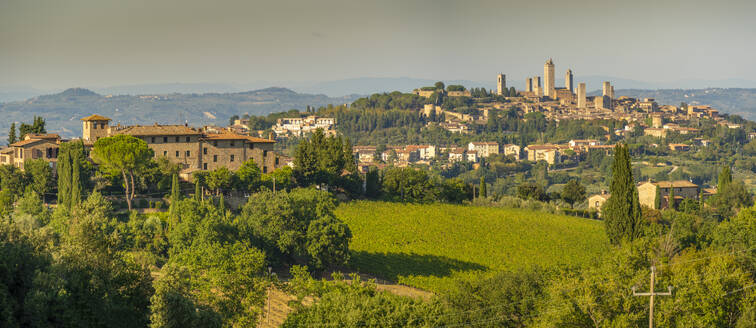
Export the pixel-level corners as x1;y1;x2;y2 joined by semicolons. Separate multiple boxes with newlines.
0;87;359;140
335;201;609;292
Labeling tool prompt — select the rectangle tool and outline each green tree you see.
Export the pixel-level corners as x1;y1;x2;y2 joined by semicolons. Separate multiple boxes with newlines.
236;159;261;192
479;176;487;199
602;144;644;245
668;186;676;210
561;179;586;208
92;135;154;211
0;164;27;200
24;158;53;198
293;129;357;191
169;173;180;229
718;166;732;192
306;216;352;270
434;81;445;90
8;122;16;145
149;266;222;328
206;167;233;195
655;185;662;209
194;179;201;201
57;140;87;209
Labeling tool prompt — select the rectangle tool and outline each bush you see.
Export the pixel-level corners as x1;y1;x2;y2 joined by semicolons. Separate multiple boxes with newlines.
154;201;164;209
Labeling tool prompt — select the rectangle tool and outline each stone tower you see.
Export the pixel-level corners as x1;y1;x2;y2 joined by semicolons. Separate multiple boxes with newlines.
602;81;611;97
497;73;506;96
544;58;555;98
565;69;573;93
81;114;112;142
526;78;533;92
533;76;542;97
577;83;586;108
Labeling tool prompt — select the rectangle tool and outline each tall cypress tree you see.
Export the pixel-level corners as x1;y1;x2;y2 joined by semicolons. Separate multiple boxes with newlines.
718;166;732;192
479;177;487;199
57;140;85;209
169;173;180;229
8;123;16;145
654;185;661;209
602;144;643;245
194;179;201;201
71;157;82;207
668;186;675;210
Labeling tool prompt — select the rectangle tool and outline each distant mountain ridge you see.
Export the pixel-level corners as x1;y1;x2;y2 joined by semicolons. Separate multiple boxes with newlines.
0;87;359;140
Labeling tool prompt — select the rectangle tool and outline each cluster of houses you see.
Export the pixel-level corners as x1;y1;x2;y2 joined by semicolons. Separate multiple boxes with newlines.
0;114;290;180
588;180;717;213
352;139;618;170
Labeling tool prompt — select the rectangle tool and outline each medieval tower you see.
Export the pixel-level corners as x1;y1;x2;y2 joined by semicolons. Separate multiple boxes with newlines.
544;58;555;98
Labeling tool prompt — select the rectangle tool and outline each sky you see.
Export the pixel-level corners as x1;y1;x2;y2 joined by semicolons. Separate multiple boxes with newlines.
2;0;756;91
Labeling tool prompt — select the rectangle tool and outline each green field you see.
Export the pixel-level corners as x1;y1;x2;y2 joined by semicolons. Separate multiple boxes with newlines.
335;201;610;292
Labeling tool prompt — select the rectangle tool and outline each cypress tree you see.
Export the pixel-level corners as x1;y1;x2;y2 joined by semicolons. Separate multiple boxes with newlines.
71;156;82;207
194;179;201;201
218;193;226;216
169;173;180;229
8;123;16;145
479;177;487;199
718;166;732;192
654;185;661;210
57;145;72;208
668;186;675;210
602;144;643;245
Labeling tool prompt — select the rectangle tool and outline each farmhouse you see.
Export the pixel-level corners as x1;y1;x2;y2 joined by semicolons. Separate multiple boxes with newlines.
637;180;699;210
0;133;62;171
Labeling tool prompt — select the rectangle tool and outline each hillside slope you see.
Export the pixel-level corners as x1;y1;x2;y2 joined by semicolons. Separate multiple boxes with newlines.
0;87;358;140
335;201;609;292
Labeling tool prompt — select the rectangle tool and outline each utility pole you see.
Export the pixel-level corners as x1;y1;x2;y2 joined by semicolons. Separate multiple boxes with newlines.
632;266;673;328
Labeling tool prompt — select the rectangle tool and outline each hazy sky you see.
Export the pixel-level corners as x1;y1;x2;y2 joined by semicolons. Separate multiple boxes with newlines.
2;0;756;89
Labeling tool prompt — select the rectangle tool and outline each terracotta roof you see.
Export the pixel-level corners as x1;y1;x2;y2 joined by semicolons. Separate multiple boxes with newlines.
0;148;13;154
652;180;698;188
114;125;202;136
10;138;48;147
525;144;560;150
81;114;112;121
202;133;274;143
24;133;60;140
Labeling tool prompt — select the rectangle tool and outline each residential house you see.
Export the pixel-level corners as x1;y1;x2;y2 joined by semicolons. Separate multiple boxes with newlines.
524;144;561;165
3;133;62;171
468;142;499;158
637;180;699;209
588;191;610;213
502;144;521;159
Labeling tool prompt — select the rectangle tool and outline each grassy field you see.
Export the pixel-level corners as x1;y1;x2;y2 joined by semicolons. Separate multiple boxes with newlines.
335;201;610;292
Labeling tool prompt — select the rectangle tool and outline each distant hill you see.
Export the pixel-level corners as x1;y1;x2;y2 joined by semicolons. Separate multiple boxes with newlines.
0;87;359;140
589;88;756;120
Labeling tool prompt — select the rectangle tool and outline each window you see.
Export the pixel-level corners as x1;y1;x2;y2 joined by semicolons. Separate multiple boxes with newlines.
175;151;179;157
203;148;207;155
186;136;190;142
163;151;167;156
263;150;268;157
151;137;155;143
163;137;168;142
263;166;267;173
203;163;207;170
230;141;235;147
249;144;254;149
186;150;190;157
175;136;180;142
213;141;218;147
230;155;235;162
213;155;217;162
275;157;279;165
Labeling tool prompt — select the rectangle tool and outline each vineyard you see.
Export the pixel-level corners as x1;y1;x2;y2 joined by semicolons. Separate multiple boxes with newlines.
335;201;610;292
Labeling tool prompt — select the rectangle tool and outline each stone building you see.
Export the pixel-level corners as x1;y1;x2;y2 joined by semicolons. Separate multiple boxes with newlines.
588;191;610;213
577;83;587;108
637;180;699;209
544;59;555;98
468;142;499;158
524;144;561;165
502;144;521;159
565;69;573;93
497;73;506;95
526;77;533;93
81;115;282;175
2;133;62;170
